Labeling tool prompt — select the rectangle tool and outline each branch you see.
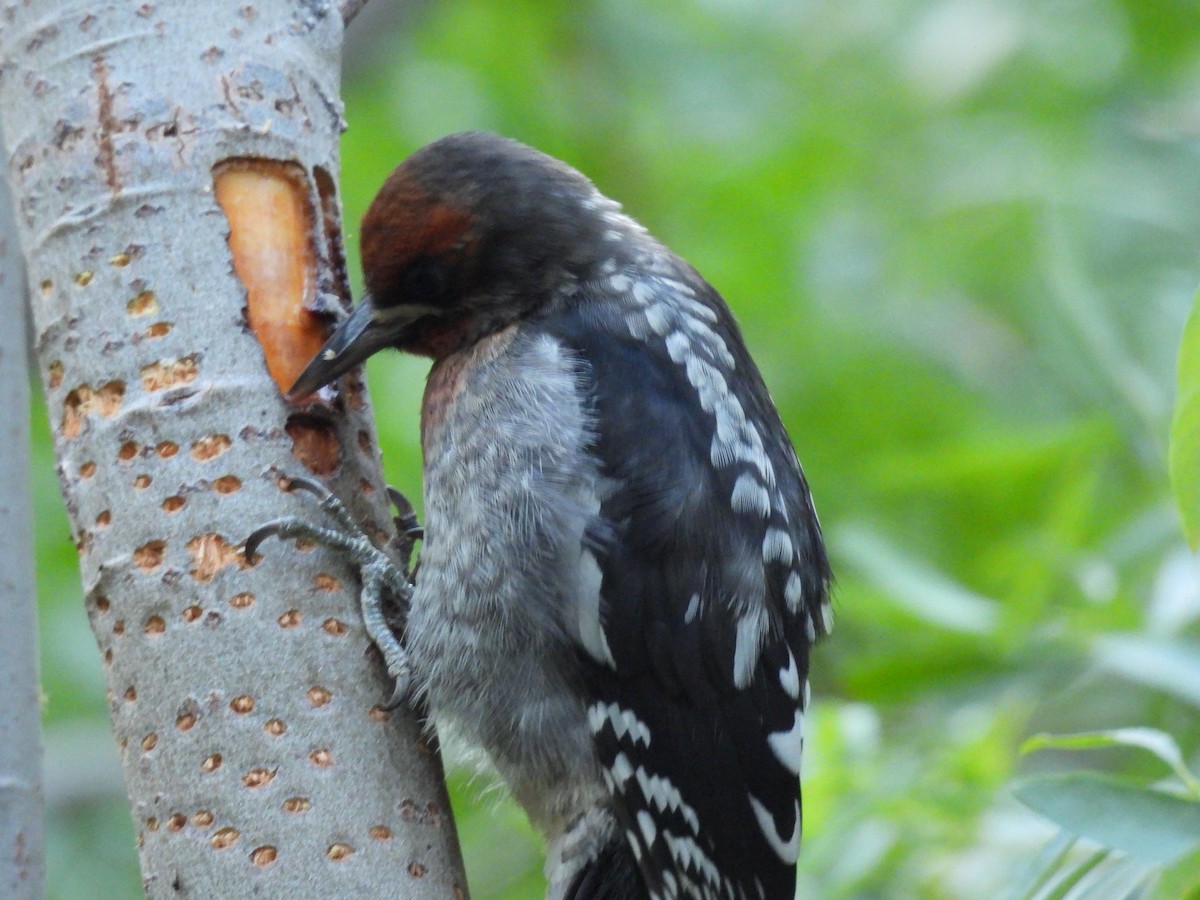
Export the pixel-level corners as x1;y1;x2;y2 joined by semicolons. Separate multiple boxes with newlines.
0;2;464;895
0;124;44;900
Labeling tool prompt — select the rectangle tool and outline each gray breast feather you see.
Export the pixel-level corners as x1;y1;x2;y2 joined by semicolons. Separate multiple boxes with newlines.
405;328;611;828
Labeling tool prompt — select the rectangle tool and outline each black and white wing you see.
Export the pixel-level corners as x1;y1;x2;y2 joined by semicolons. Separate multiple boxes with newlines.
547;267;831;900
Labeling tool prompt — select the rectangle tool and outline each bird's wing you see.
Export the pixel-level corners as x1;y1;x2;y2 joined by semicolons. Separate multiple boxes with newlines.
545;272;830;900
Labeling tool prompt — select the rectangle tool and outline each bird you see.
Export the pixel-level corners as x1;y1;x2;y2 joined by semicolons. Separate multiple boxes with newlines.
284;131;831;900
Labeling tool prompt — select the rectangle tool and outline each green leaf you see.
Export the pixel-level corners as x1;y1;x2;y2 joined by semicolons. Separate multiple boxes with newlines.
1002;831;1077;900
1021;728;1200;797
1013;773;1200;865
1072;854;1159;900
1040;849;1108;900
1170;286;1200;549
833;523;999;634
1093;635;1200;710
1150;844;1200;900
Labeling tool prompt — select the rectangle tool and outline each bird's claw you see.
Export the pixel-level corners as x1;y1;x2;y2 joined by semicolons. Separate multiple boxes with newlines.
385;484;423;575
246;476;421;708
384;680;410;712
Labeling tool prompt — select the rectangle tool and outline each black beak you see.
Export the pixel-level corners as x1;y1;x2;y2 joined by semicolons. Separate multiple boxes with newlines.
288;295;417;399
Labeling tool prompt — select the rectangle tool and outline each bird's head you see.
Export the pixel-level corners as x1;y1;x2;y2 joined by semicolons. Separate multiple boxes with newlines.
290;131;619;397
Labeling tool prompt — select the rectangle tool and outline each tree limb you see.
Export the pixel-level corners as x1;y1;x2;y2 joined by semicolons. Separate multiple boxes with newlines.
0;2;466;896
0;122;44;900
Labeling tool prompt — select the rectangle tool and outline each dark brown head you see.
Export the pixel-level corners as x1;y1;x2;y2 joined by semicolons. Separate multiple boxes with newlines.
290;132;619;397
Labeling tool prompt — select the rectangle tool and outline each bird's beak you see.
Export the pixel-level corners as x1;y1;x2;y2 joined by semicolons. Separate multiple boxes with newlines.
288;294;420;399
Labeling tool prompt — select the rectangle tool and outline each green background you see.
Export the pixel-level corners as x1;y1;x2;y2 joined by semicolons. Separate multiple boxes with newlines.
35;1;1200;896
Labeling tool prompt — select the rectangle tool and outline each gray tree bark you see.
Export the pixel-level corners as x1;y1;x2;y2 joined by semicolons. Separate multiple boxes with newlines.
0;2;467;896
0;129;43;900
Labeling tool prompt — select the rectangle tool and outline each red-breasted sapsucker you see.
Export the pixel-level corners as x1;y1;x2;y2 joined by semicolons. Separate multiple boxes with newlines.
286;132;832;900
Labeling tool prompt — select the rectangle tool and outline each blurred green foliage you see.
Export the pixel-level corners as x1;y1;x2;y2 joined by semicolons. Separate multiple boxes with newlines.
1171;294;1200;549
36;0;1200;897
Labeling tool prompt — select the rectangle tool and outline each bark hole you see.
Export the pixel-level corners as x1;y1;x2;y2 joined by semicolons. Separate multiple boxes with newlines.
251;846;278;867
186;533;243;581
62;380;125;437
229;591;255;609
140;355;198;391
242;768;275;788
133;540;166;571
213;158;326;393
126;289;157;316
191;433;232;461
284;413;340;474
212;474;241;493
144;321;171;338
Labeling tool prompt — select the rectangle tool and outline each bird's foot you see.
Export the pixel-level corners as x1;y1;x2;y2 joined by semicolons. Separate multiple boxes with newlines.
246;476;418;708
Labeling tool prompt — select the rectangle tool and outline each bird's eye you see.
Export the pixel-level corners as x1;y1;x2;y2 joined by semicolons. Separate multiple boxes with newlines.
403;258;449;303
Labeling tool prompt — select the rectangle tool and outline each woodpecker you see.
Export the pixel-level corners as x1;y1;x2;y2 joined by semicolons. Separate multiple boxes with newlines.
284;132;831;900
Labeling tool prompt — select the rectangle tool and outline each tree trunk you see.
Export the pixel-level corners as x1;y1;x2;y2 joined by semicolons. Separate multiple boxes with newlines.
0;126;43;900
0;2;467;896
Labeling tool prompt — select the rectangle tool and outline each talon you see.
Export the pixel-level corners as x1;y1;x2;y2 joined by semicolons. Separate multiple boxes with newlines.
244;520;286;560
383;668;412;710
251;476;418;707
386;485;410;512
283;474;333;501
386;485;421;535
